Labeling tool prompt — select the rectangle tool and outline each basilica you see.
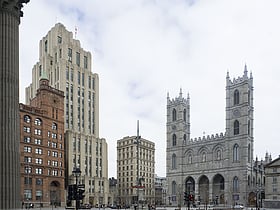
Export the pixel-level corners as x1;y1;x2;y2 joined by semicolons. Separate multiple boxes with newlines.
166;66;263;207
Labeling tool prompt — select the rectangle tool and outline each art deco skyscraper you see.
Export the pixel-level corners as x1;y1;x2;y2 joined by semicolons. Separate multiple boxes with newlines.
0;0;29;208
25;23;108;205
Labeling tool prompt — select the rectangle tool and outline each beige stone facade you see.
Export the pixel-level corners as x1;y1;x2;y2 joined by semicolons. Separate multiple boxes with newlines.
117;136;155;206
25;23;108;206
264;157;280;209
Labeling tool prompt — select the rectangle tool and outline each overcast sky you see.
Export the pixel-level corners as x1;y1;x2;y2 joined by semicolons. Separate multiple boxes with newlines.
19;0;280;178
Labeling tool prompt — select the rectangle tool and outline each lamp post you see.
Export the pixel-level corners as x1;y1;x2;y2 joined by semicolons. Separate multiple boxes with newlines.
72;167;81;210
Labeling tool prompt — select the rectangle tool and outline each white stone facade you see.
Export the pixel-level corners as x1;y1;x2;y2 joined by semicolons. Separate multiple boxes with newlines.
166;67;256;207
25;23;108;206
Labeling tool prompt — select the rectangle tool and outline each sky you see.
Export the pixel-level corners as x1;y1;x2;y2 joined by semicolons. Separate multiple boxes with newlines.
19;0;280;178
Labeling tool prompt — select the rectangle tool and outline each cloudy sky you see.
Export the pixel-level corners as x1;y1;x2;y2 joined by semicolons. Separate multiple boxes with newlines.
19;0;280;178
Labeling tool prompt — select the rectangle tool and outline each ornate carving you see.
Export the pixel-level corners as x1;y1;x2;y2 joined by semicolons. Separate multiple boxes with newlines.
0;0;29;19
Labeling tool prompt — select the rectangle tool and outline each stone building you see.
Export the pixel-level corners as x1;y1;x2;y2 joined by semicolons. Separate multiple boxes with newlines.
117;136;155;206
20;75;65;207
0;0;29;208
25;23;108;206
264;156;280;209
166;67;259;207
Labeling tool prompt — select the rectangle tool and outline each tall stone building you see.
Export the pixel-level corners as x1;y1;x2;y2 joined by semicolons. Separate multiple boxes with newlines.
0;0;29;208
25;23;108;206
166;67;258;207
117;136;155;206
20;75;65;207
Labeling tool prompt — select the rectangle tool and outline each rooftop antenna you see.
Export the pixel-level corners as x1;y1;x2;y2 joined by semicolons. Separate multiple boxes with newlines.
75;26;77;39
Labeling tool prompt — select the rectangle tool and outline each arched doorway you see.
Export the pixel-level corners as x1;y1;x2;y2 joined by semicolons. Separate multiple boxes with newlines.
198;175;209;206
184;177;195;195
212;174;225;205
248;192;256;207
50;181;61;206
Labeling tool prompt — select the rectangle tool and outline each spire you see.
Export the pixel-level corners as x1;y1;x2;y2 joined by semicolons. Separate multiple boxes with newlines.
39;69;49;86
187;92;190;100
179;88;182;98
244;64;248;78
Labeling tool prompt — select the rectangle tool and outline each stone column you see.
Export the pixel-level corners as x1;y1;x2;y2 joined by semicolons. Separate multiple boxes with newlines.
0;0;29;209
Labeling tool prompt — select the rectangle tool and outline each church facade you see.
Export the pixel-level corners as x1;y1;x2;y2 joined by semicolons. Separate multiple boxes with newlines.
166;67;257;207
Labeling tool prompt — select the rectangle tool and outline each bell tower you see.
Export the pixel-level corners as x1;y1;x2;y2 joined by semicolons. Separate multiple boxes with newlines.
226;65;254;163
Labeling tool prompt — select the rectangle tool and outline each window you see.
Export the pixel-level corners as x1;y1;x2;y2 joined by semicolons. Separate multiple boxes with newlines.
172;108;177;121
233;176;239;192
234;120;239;135
66;66;69;80
34;139;42;145
24;166;32;174
44;40;47;52
273;177;277;184
233;144;239;161
35;148;42;154
36;190;42;201
273;168;277;173
35;158;43;164
248;90;250;105
248;120;250;135
24;136;31;143
24;156;32;163
35;168;43;174
88;76;91;88
52;122;57;130
57;36;62;44
234;89;239;105
82;72;85;86
34;118;42;126
78;71;80;85
172;134;177;146
248;144;251;162
183;109;187;122
68;48;72;62
24;146;32;153
34;129;41;135
76;52;80;66
172;181;177;196
24;126;31;133
24;189;32;200
24;115;31;123
84;56;88;69
24;177;32;185
172;154;176;169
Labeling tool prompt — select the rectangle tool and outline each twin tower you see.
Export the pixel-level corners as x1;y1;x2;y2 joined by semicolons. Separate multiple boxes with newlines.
166;66;254;206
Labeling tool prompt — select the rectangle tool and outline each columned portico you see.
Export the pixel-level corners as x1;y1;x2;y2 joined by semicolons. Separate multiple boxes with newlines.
0;0;29;208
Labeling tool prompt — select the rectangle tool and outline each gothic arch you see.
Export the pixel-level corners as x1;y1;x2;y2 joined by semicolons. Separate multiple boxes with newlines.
172;108;177;121
184;177;195;195
212;174;225;204
184;149;194;165
198;175;210;205
212;144;224;161
234;89;239;105
198;147;209;162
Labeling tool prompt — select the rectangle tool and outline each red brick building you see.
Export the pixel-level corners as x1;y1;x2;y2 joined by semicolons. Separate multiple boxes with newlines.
20;76;65;207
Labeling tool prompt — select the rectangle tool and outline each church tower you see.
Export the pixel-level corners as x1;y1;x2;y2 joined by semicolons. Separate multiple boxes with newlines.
166;89;190;199
225;65;254;203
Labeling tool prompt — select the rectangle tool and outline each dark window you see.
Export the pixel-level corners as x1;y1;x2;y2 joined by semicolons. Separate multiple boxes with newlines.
68;48;72;62
172;108;177;121
172;134;177;146
234;89;239;105
76;52;80;66
57;36;62;44
234;120;239;135
84;56;88;69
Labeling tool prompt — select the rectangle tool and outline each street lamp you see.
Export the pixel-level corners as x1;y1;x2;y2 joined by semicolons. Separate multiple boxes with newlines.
72;167;81;210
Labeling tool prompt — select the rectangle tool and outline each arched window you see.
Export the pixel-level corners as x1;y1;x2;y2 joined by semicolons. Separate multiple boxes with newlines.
248;143;251;162
234;89;239;105
172;108;177;121
172;134;177;146
172;154;176;169
183;109;187;122
233;176;239;192
248;120;250;135
35;118;42;126
52;122;57;130
233;144;239;161
24;115;31;123
172;181;177;195
248;175;251;186
234;120;239;135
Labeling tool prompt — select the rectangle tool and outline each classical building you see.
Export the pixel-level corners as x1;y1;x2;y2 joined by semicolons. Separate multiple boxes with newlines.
25;23;108;206
155;175;167;206
117;135;155;206
0;0;29;208
166;67;260;208
264;156;280;209
20;75;65;207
